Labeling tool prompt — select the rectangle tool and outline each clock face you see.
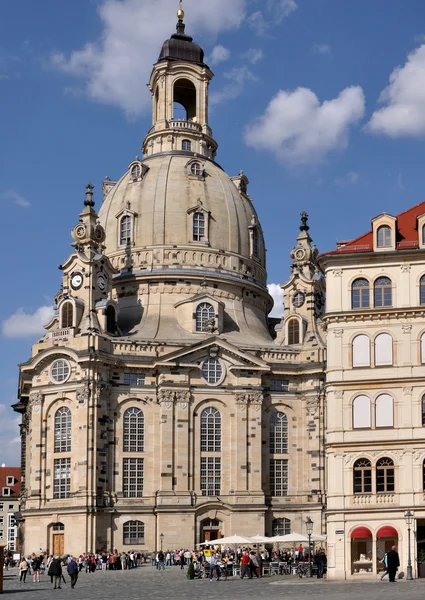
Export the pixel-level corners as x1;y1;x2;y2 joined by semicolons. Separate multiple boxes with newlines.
75;225;86;239
71;273;83;290
293;291;305;308
97;274;106;291
294;248;306;261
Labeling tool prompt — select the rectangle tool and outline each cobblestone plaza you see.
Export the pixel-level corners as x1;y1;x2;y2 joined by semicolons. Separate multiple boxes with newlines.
3;567;425;600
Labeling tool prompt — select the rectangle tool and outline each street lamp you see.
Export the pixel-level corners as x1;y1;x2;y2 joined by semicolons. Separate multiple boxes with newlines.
305;517;313;577
160;532;164;552
404;510;414;581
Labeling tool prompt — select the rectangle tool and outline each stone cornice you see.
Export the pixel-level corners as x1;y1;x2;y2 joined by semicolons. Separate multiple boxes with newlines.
324;306;425;324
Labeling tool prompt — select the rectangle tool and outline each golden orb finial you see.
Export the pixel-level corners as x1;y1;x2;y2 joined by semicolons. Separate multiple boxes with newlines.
177;0;184;20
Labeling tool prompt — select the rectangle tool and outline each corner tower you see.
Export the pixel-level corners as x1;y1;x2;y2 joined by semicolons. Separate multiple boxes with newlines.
142;3;217;160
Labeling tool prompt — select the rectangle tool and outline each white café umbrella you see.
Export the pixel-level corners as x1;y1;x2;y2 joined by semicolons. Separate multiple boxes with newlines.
200;534;252;546
311;534;326;542
271;533;309;543
249;534;272;544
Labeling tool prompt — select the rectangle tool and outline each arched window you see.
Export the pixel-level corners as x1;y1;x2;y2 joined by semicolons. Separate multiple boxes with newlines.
272;518;291;536
421;333;425;363
352;278;370;309
422;225;425;245
375;394;394;427
120;215;131;246
374;333;393;366
173;78;197;120
182;139;192;151
377;225;391;248
201;407;221;452
106;306;116;335
353;458;372;494
353;395;371;428
270;412;288;454
196;302;215;332
287;318;300;345
52;522;65;531
420;275;425;305
374;277;392;307
193;212;206;242
376;457;395;493
201;358;222;384
123;407;144;452
61;302;73;329
352;334;370;367
123;520;145;545
423;459;425;491
421;394;425;426
54;407;71;453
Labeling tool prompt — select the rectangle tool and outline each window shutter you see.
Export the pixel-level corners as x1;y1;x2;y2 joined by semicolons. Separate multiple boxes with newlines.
375;333;393;366
375;394;393;427
352;335;370;367
353;395;371;428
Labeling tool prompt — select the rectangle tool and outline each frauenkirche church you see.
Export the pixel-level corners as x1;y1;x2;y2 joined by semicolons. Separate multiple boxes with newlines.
14;3;425;580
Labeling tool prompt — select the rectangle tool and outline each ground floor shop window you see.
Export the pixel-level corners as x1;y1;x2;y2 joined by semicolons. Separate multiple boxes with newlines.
351;527;372;574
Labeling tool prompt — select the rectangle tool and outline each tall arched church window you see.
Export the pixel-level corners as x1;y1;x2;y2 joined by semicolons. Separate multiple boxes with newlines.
376;457;395;493
193;212;206;242
54;407;72;453
270;412;288;454
377;225;391;248
196;303;215;332
352;334;370;367
123;520;145;545
123;407;144;452
421;333;425;363
120;215;131;246
374;333;393;366
375;394;394;427
423;459;425;491
61;302;73;329
374;277;392;307
352;278;370;309
420;275;425;305
353;395;371;428
272;518;291;536
174;78;197;120
201;407;221;452
287;318;300;345
106;306;116;335
353;458;372;494
182;139;192;151
200;407;221;496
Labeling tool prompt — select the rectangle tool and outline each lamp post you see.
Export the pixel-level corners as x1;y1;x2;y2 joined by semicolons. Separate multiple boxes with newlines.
160;532;164;552
305;517;313;577
404;510;414;581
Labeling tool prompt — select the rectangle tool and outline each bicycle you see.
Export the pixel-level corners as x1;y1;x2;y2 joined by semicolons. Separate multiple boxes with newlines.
296;563;310;578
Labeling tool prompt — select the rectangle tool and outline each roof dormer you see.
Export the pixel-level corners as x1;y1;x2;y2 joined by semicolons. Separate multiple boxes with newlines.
417;213;425;249
371;213;397;252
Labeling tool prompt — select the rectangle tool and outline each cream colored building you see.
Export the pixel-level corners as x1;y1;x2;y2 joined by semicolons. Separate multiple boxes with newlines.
319;202;425;579
15;9;326;557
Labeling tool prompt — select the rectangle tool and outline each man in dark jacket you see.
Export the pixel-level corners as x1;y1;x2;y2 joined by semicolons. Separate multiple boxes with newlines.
67;557;79;588
386;546;400;582
48;556;63;589
315;549;327;579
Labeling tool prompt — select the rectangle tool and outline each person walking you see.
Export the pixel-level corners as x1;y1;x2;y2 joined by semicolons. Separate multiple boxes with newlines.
315;548;327;579
240;550;252;579
19;557;29;583
249;552;260;578
386;546;400;583
380;552;389;580
32;555;42;582
48;556;63;589
67;557;79;589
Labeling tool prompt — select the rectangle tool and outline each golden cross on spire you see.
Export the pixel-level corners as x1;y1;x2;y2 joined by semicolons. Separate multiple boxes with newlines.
177;0;184;21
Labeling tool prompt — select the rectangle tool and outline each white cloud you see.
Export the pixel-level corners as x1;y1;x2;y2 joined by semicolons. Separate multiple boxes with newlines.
248;0;297;35
210;66;258;106
241;48;264;64
333;171;359;186
2;305;54;339
313;44;331;55
51;0;247;117
210;45;231;65
244;85;365;165
268;283;284;318
367;44;425;137
0;190;30;207
0;404;21;467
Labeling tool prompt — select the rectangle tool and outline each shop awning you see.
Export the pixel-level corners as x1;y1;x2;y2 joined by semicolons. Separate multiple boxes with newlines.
377;526;397;538
351;527;372;539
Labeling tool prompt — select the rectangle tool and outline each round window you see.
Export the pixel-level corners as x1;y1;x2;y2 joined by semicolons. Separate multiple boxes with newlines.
191;162;202;177
130;163;142;180
293;291;305;308
201;358;223;385
51;359;71;384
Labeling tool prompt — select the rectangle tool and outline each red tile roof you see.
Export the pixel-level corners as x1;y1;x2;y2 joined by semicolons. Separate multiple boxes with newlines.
0;467;21;498
320;201;425;257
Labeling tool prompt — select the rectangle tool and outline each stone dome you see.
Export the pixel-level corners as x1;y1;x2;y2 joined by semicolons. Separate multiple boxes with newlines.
98;153;267;289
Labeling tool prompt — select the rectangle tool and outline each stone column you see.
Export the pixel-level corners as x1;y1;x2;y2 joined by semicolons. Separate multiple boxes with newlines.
247;392;264;493
174;391;191;492
233;393;249;493
28;391;44;504
158;389;175;492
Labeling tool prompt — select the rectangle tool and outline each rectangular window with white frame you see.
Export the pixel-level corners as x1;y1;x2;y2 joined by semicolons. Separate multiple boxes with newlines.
53;457;71;499
123;458;143;498
200;456;221;496
270;458;288;496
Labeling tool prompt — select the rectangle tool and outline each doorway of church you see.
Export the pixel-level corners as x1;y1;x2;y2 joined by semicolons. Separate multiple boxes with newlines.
416;519;425;577
200;519;222;543
53;534;64;556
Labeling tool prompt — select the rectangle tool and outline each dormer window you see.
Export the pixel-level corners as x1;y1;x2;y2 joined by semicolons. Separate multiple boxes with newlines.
377;225;391;248
193;212;206;242
196;302;215;332
61;302;73;328
182;139;192;151
106;306;116;335
130;163;142;180
287;318;300;345
6;477;14;486
252;228;259;258
120;215;131;246
191;162;202;176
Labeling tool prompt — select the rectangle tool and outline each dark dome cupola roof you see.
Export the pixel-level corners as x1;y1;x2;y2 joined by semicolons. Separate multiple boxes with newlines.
158;5;205;66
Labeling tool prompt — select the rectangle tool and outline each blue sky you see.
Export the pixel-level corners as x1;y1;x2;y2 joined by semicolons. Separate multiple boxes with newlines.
1;0;425;464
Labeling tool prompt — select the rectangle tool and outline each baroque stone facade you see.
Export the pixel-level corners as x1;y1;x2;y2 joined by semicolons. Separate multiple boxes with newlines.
14;13;326;557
